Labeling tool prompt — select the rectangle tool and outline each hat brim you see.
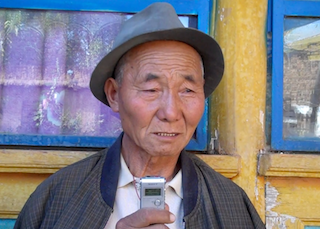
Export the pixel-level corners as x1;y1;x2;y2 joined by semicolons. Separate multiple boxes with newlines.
90;27;224;106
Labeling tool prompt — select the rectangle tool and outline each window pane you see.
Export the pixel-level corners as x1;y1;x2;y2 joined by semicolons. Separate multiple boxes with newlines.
283;17;320;139
0;9;195;139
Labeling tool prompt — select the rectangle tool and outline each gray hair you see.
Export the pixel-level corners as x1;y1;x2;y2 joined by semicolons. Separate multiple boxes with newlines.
114;53;128;86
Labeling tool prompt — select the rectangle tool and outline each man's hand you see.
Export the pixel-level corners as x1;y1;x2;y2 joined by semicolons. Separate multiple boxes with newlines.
116;205;175;229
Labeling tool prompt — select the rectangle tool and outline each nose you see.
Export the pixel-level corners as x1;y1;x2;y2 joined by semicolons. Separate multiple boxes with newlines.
157;92;182;122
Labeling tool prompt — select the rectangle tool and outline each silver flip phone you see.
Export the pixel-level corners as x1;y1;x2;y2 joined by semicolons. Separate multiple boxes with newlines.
140;176;166;209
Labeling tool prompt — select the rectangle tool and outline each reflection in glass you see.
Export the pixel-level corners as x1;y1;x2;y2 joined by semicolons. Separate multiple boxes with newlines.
0;9;194;139
283;17;320;139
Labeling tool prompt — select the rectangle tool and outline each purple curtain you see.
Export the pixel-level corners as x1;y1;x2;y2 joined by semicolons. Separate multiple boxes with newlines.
0;10;5;117
38;12;68;135
1;11;45;134
0;9;123;138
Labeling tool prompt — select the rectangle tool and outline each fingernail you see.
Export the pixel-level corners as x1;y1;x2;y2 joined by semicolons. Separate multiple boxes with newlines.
170;213;176;222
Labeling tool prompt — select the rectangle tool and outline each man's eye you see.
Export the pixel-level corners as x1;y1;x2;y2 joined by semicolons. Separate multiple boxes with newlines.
144;89;157;92
185;88;194;93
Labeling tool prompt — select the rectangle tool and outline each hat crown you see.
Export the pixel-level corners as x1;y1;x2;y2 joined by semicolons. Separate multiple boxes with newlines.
113;2;184;49
90;2;224;106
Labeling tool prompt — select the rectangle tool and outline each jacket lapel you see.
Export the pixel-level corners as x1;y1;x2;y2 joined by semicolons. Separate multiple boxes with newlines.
51;134;123;229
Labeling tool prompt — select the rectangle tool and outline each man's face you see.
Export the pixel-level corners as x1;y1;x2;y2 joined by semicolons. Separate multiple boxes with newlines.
108;40;205;157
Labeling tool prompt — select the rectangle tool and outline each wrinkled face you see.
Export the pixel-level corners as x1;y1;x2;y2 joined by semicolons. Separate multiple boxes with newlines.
106;40;205;157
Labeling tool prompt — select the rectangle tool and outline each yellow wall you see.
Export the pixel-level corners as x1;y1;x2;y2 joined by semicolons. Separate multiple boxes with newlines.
211;0;267;219
1;0;270;223
211;1;320;228
260;153;320;228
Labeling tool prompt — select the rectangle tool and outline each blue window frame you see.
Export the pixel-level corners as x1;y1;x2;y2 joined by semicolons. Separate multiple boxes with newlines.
271;0;320;151
0;0;211;150
0;219;16;229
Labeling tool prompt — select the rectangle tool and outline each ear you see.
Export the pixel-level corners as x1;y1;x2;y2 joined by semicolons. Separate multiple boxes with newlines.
104;78;119;112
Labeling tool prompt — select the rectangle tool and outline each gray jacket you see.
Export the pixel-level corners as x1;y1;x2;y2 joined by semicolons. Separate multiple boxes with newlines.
14;134;265;229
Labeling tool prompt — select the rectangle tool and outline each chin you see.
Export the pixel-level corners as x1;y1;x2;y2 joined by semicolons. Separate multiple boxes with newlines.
150;147;183;157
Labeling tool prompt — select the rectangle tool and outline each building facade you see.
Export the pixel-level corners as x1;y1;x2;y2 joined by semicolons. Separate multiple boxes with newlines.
0;0;320;228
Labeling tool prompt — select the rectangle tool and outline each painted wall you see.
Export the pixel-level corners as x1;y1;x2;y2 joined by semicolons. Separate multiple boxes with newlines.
212;0;320;228
212;0;267;219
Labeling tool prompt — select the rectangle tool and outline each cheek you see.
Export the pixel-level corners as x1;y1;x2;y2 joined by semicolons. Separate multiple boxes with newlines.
186;101;205;125
120;99;153;125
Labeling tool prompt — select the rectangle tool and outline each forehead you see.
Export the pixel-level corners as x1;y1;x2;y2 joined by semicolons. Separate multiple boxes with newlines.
128;40;200;56
122;41;203;78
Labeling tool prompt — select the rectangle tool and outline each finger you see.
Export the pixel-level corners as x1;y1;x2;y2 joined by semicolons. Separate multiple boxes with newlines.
117;222;169;229
147;224;170;229
137;208;175;227
117;208;175;228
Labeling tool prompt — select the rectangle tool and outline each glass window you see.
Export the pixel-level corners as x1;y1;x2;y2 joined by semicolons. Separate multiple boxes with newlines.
283;17;320;139
0;9;125;138
271;0;320;151
0;1;209;149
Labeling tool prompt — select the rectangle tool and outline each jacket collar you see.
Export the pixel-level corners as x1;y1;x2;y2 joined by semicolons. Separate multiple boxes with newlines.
100;133;123;207
180;150;199;216
100;132;199;216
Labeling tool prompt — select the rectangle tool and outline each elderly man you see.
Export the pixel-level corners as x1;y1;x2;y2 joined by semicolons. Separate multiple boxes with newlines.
14;2;265;229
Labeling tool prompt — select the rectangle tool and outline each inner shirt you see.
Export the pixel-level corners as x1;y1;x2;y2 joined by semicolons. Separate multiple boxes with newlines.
104;154;184;228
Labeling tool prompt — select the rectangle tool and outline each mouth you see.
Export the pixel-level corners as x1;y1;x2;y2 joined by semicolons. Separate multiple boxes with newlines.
155;132;178;137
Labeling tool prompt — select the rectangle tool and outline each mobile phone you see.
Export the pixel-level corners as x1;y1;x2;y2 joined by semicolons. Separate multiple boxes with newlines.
140;176;166;209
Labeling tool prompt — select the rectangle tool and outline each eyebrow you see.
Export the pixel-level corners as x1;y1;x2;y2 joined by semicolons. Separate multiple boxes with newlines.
145;73;160;82
144;73;197;83
184;75;196;83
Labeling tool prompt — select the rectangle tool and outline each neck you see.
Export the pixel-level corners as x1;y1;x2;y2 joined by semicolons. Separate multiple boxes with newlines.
121;137;181;182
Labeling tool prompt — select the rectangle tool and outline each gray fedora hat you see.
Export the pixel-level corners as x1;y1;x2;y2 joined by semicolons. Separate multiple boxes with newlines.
90;2;224;106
